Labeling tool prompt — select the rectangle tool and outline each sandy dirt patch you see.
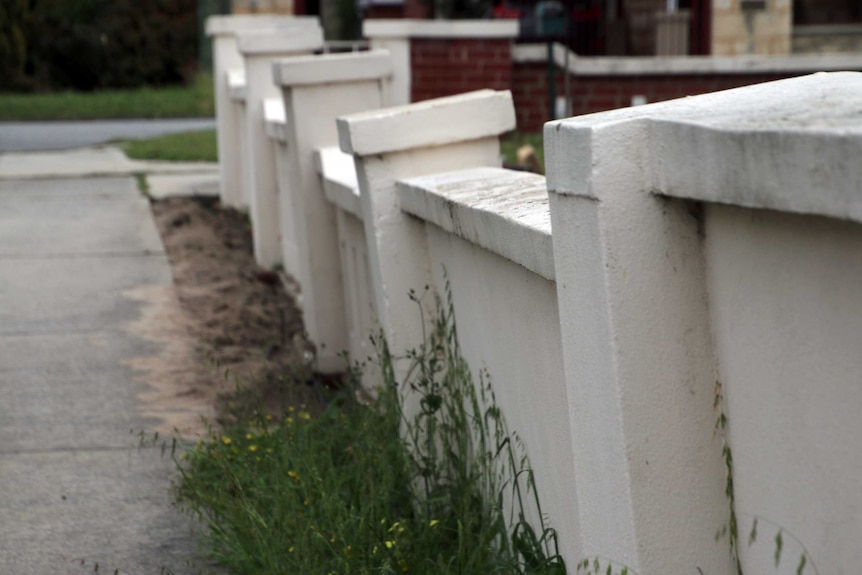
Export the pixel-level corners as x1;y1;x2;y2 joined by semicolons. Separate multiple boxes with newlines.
127;197;323;437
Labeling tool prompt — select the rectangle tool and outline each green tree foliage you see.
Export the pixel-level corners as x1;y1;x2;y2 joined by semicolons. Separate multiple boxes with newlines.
0;0;30;90
26;0;197;91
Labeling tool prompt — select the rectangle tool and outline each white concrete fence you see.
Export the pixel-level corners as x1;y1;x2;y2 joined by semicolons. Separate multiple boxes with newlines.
206;17;862;574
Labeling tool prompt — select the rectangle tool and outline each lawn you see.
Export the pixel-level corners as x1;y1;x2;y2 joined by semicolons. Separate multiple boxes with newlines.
0;74;214;121
123;129;218;163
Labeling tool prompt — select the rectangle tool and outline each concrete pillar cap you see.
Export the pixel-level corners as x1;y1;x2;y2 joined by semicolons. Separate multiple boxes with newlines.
337;90;516;156
206;15;319;37
236;27;324;56
273;50;393;87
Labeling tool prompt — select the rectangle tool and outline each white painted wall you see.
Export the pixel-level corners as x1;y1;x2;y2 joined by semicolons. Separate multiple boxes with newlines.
206;15;320;208
273;50;393;372
237;27;324;267
237;61;862;574
545;71;862;574
423;226;581;565
705;204;862;574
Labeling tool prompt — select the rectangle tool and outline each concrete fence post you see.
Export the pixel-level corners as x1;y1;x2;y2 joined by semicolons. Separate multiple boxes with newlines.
236;28;323;268
336;90;516;361
544;104;733;573
206;15;319;209
271;50;394;373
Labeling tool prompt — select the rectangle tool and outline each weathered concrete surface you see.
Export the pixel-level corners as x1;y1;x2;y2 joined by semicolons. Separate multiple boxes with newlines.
0;176;208;574
0;147;218;182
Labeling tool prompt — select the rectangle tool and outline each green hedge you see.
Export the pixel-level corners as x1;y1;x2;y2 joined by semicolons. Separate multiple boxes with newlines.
20;0;197;92
0;0;30;90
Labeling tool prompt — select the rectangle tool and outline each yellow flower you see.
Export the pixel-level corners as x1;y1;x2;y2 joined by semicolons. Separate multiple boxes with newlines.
298;411;312;421
385;540;395;549
248;444;258;452
220;435;231;445
372;545;378;555
288;470;299;481
286;417;294;425
429;519;440;528
288;406;295;413
288;546;295;553
246;433;254;440
388;522;400;533
343;545;352;556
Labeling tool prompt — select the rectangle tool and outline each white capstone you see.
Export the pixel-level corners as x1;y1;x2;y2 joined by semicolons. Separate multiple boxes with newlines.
337;90;516;156
363;19;519;39
206;14;319;37
398;167;553;280
236;27;324;56
514;42;862;75
316;147;361;219
227;69;247;102
273;50;393;87
263;98;289;143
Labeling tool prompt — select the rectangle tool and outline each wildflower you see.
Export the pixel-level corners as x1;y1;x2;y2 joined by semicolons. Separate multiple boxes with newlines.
266;448;274;454
428;519;440;528
286;417;294;425
248;444;258;452
298;411;311;421
246;433;254;440
220;435;231;445
385;540;395;549
288;546;295;553
388;522;400;533
343;545;352;557
372;545;378;555
288;470;299;481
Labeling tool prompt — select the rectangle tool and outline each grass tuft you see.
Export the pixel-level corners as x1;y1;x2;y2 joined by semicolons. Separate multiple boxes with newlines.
175;282;566;575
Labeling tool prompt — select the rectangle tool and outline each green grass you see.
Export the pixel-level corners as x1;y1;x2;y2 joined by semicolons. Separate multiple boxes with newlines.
123;129;217;163
175;286;566;575
0;74;214;121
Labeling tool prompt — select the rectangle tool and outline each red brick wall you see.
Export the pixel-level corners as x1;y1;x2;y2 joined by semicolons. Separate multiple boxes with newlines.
410;38;513;103
512;62;811;132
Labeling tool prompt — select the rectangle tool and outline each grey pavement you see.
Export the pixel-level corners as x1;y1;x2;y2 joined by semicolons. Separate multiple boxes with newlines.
0;144;220;573
0;118;216;152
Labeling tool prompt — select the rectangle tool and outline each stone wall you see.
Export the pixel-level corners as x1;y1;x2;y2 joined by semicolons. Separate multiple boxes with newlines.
711;0;792;55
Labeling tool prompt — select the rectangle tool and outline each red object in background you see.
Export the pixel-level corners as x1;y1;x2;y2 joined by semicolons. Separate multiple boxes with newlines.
493;3;523;19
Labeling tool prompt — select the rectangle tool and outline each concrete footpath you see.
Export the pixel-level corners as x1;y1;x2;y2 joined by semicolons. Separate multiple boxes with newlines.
0;148;219;574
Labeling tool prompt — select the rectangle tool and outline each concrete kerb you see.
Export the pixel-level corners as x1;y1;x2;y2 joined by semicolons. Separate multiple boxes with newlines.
0;146;219;199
